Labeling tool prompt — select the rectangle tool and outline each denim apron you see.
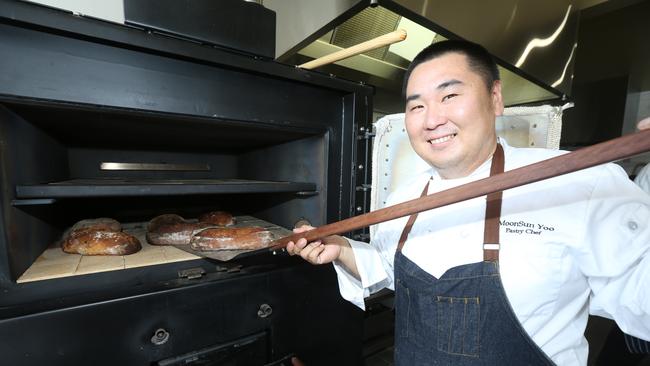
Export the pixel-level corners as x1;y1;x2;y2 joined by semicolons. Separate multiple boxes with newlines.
393;144;555;365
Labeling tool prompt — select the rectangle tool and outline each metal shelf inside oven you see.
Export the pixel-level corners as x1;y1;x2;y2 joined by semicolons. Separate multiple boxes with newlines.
15;178;318;198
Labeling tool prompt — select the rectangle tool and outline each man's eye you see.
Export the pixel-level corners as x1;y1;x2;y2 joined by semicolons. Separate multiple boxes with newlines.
442;93;458;102
409;105;423;112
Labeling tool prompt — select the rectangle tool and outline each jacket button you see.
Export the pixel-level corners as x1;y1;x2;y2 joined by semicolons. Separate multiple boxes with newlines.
628;221;638;231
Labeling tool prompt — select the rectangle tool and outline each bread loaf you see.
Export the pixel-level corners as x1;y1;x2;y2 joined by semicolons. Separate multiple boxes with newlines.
61;217;141;256
62;217;122;239
62;229;141;255
71;217;121;232
146;214;186;233
190;226;273;251
198;211;235;226
146;214;215;245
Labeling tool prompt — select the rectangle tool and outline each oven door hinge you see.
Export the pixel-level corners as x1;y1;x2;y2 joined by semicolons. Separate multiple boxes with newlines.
216;264;243;273
178;267;206;280
355;184;371;192
357;126;375;140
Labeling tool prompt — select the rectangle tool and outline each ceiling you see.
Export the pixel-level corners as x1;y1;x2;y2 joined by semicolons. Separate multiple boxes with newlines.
265;0;641;110
290;5;559;107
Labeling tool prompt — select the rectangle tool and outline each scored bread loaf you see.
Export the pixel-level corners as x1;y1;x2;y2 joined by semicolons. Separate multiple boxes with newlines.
146;214;215;245
61;218;141;255
62;229;141;255
62;217;122;239
71;217;121;232
198;211;235;226
190;226;273;251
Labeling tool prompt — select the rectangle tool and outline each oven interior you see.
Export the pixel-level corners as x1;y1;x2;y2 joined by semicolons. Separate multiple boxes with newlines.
2;100;326;274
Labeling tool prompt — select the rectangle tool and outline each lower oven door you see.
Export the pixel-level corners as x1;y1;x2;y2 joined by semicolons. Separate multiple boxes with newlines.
0;263;364;366
156;331;268;366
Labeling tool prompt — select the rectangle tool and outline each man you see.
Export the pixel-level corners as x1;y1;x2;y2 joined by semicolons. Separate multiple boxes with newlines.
595;117;650;365
287;40;650;365
636;163;650;193
634;118;650;193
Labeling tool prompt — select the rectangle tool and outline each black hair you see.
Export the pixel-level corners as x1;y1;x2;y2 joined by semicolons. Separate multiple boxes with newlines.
402;39;500;96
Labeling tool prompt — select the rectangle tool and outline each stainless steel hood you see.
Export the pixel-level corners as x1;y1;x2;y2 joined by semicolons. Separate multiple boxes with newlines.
265;0;592;107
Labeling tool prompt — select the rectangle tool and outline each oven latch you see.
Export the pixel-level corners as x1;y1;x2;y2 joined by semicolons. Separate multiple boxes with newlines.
178;267;206;280
356;126;375;140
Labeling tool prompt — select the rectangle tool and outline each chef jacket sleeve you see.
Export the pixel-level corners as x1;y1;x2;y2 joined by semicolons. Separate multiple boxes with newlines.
579;164;650;341
332;235;394;310
332;174;428;310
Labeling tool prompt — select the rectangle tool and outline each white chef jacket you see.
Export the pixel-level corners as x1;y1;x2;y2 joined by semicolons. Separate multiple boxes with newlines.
333;140;650;366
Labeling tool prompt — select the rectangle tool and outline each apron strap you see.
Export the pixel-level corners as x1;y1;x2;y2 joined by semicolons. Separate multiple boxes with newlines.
483;143;505;262
395;143;505;260
396;181;430;252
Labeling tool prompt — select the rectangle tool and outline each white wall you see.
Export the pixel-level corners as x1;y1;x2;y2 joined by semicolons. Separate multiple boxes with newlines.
263;0;359;58
24;0;124;23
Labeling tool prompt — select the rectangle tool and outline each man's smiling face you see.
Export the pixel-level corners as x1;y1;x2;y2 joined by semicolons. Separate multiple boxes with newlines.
404;52;503;179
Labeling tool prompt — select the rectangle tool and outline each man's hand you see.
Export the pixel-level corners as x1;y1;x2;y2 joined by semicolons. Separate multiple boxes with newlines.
286;225;348;265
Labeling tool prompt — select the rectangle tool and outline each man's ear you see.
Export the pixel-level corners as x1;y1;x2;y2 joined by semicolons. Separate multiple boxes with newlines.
491;80;504;117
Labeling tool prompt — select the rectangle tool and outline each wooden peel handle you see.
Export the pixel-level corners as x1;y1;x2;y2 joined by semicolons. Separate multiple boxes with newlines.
269;129;650;250
298;29;407;70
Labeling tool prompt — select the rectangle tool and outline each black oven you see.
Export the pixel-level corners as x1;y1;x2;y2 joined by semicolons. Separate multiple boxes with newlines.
0;1;372;365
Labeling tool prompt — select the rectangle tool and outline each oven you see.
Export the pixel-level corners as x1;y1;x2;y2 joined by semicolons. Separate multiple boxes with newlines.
0;2;372;365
